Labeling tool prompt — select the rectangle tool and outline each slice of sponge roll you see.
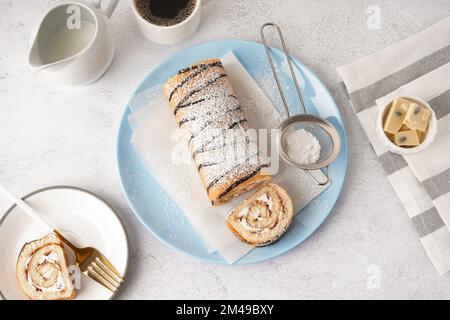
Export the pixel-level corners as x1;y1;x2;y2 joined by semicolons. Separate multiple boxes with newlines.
16;233;76;300
227;183;294;247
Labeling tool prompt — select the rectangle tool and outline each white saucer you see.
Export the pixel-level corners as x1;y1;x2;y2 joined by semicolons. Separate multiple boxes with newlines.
0;186;129;300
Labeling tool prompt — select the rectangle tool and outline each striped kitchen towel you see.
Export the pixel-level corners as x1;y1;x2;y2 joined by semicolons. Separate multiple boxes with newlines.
337;16;450;275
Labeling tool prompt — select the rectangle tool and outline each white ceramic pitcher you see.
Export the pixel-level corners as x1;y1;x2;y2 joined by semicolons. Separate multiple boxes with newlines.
28;0;119;86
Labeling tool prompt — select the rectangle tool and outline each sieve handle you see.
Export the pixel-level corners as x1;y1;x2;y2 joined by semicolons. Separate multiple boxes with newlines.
260;23;307;119
305;166;330;186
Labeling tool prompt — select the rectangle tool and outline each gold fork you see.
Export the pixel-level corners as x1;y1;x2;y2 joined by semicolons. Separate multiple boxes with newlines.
0;184;124;293
54;230;124;292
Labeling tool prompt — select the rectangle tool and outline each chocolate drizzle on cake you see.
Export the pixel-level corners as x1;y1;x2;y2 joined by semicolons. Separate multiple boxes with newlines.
178;97;239;126
197;161;217;171
175;94;237;118
229;119;247;129
178;61;223;75
191;119;248;154
206;153;260;192
218;164;268;199
188;115;246;146
174;73;227;115
169;61;223;101
164;58;270;205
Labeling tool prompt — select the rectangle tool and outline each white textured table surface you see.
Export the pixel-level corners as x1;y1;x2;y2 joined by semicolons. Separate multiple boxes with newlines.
1;0;450;299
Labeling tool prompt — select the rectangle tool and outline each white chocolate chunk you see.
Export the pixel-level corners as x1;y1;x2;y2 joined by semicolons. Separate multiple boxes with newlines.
400;124;410;131
384;98;410;134
403;103;431;132
417;130;427;143
394;129;420;147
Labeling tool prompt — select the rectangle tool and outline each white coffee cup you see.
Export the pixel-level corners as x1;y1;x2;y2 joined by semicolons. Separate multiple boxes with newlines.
131;0;203;45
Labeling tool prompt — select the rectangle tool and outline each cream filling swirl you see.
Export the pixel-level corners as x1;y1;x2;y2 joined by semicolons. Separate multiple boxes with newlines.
25;251;65;293
239;193;283;233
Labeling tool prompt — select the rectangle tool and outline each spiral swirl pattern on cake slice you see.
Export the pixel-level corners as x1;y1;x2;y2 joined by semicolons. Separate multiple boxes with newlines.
16;233;76;300
227;183;294;247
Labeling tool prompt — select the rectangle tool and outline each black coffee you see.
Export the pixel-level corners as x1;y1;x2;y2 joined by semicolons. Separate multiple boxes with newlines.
136;0;197;26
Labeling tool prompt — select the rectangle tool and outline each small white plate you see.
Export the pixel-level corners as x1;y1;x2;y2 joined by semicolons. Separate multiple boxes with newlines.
0;186;129;300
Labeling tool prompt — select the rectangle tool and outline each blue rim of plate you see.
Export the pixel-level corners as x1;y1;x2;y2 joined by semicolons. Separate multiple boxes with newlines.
116;39;348;265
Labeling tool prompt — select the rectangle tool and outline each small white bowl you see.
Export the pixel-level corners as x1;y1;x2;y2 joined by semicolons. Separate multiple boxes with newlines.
377;96;437;155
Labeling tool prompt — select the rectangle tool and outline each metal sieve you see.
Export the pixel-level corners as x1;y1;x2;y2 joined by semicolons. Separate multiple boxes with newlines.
261;23;341;185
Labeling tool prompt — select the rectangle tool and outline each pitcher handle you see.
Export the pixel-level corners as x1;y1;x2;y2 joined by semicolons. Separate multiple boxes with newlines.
91;0;119;18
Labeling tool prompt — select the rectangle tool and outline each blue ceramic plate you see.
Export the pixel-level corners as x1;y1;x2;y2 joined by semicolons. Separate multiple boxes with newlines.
117;40;348;264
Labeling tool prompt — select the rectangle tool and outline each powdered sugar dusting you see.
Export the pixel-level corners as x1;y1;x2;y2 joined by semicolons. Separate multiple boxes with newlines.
285;129;321;165
128;52;330;262
167;60;266;196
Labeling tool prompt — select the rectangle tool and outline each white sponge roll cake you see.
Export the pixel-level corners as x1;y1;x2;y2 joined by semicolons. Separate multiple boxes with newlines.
227;183;294;247
16;233;76;300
